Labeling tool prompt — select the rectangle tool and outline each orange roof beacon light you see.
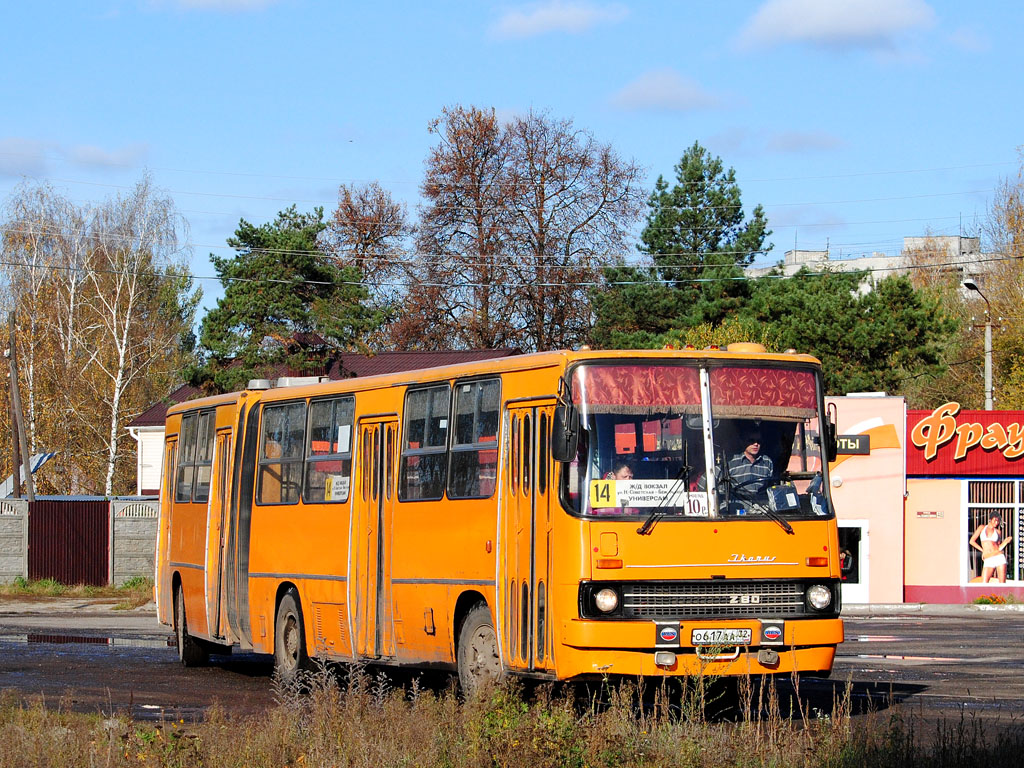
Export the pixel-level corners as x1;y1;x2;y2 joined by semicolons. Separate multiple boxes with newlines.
725;342;767;354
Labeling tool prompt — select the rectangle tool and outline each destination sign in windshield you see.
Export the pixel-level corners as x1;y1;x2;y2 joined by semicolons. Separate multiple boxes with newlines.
589;479;709;516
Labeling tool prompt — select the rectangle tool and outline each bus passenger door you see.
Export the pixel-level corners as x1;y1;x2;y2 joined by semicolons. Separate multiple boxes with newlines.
502;402;556;673
352;417;398;659
205;430;232;639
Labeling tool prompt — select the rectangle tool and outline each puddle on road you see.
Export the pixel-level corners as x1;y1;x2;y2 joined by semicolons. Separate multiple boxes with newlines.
851;635;904;642
0;633;173;649
851;654;961;662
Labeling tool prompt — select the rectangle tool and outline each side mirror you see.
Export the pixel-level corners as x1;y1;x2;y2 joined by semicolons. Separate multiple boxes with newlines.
551;405;579;463
825;404;838;463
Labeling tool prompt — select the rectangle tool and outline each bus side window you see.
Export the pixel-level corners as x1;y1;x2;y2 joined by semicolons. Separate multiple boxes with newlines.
304;397;354;503
399;385;450;501
258;402;306;505
448;379;500;499
175;413;198;503
193;411;216;502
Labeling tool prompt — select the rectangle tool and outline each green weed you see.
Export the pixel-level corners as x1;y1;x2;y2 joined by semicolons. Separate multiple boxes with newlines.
1;673;1023;767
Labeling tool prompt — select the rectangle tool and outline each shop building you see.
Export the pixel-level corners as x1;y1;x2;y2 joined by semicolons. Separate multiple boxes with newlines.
827;396;1024;604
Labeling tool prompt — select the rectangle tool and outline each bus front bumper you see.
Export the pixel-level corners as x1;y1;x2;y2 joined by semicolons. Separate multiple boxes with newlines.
555;617;843;679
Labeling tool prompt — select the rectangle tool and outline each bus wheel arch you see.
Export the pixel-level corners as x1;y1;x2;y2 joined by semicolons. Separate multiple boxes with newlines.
456;600;502;694
173;577;208;667
273;585;309;680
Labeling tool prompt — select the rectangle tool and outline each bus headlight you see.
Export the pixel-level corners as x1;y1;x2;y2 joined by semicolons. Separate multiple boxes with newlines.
806;584;832;611
594;588;619;613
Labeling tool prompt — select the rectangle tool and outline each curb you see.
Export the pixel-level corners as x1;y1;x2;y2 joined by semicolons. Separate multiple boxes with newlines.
843;602;1024;616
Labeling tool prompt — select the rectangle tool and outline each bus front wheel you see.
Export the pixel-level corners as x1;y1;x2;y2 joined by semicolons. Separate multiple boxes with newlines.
174;585;208;667
274;589;309;679
457;603;501;693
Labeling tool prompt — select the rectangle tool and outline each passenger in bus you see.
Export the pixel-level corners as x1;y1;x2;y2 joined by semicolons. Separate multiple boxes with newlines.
593;460;634;515
726;429;774;503
604;460;633;482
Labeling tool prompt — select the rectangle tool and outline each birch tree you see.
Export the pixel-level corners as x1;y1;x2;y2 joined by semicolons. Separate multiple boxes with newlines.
79;176;197;495
1;183;67;451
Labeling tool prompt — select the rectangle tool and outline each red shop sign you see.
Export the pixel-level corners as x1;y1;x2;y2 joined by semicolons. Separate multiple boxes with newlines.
908;402;1024;475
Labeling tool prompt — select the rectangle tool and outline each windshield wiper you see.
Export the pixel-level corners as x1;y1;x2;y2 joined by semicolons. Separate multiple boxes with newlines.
748;501;795;535
637;443;691;536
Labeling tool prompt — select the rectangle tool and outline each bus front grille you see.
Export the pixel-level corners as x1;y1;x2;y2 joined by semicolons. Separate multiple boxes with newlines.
620;581;809;619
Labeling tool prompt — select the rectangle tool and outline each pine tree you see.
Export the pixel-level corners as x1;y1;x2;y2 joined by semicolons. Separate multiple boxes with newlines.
192;206;380;393
592;142;770;347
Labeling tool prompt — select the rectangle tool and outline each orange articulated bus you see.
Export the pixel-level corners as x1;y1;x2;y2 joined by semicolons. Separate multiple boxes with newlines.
156;345;843;688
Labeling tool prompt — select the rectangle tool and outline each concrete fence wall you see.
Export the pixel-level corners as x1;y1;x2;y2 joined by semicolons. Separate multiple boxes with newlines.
0;498;159;586
0;500;29;583
109;499;159;586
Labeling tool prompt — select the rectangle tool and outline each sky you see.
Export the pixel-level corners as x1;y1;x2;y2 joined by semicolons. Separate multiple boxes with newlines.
1;0;1021;316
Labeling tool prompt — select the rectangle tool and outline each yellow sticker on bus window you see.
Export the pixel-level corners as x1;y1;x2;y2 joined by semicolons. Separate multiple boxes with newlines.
590;480;615;507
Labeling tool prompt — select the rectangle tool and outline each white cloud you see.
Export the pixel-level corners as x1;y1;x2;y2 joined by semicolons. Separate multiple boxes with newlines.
765;131;846;153
610;69;723;112
65;142;149;169
707;128;844;157
490;1;628;39
769;206;848;231
162;0;281;11
0;138;50;178
948;26;990;54
736;0;936;51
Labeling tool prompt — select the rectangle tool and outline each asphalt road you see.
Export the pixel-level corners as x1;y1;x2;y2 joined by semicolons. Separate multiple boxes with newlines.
1;599;1022;724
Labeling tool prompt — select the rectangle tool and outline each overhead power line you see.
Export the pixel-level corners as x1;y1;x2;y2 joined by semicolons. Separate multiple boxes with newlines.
0;149;1013;188
0;252;1018;292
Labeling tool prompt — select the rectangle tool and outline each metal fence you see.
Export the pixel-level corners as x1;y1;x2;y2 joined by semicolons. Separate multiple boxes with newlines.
28;499;110;585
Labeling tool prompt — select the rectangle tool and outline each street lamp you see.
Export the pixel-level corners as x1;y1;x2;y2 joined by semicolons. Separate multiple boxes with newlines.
962;278;993;410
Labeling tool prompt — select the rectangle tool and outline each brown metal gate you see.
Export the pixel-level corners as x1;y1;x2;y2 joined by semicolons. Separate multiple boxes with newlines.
28;500;110;585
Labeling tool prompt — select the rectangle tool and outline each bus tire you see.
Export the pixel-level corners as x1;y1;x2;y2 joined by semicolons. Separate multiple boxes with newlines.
175;585;209;667
457;602;501;694
274;589;309;680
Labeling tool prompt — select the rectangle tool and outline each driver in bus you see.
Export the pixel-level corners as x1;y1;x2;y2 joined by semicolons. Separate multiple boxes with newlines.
726;429;774;502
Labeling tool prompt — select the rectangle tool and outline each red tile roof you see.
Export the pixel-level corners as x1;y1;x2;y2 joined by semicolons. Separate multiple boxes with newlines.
128;349;520;428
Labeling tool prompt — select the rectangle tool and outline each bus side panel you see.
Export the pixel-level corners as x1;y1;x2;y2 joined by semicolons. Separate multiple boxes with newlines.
155;421;179;627
387;499;497;665
240;397;354;659
246;501;354;656
226;401;260;649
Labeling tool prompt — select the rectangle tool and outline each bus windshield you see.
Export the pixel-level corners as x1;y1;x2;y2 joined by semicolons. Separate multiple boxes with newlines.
561;362;832;521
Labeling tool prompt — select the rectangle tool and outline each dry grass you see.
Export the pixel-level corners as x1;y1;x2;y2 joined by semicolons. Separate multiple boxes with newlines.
2;667;1023;768
0;576;153;609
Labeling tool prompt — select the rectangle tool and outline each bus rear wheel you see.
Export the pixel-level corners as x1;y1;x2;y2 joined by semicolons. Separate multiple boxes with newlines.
174;585;209;667
274;589;309;680
457;603;501;694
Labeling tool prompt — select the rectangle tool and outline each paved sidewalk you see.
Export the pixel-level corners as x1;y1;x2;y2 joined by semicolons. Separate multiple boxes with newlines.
842;601;1024;616
0;596;156;615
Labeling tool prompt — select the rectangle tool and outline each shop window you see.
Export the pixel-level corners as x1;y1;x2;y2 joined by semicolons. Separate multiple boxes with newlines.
967;480;1018;583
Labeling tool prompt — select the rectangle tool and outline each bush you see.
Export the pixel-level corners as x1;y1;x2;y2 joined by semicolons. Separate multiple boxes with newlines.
973;593;1017;605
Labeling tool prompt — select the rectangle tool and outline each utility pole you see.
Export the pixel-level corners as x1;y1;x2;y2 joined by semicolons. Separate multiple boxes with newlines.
9;396;20;498
962;280;994;410
7;312;34;500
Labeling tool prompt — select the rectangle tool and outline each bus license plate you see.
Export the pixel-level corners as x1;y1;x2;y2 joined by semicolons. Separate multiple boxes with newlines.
691;628;752;646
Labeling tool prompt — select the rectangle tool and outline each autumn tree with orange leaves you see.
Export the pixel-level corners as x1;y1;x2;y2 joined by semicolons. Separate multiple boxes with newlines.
388;105;645;352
